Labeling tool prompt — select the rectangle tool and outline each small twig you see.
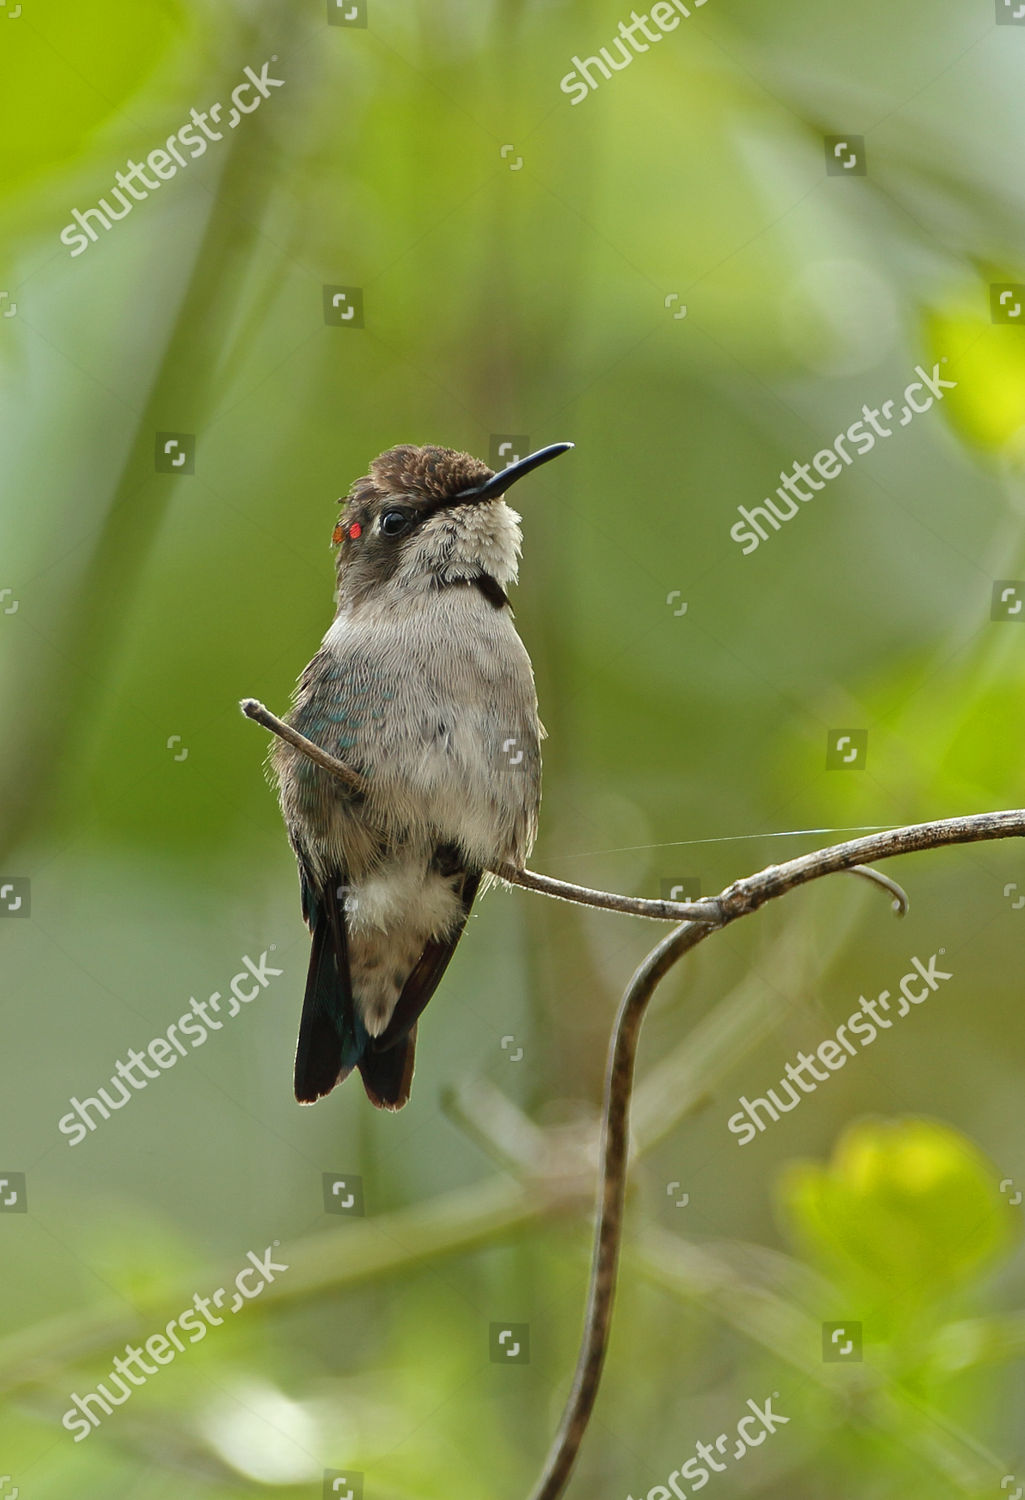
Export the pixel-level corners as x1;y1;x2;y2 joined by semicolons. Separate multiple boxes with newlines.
240;698;369;796
491;861;723;923
848;862;910;915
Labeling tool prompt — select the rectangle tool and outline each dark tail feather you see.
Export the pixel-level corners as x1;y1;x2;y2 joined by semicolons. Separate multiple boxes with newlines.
357;868;479;1110
294;878;360;1104
374;870;481;1054
295;859;479;1111
357;1024;417;1111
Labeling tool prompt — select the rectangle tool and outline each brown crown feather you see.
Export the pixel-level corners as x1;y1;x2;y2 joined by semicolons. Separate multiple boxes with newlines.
343;445;493;515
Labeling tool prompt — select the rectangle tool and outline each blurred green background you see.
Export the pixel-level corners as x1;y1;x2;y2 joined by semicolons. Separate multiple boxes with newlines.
2;0;1025;1495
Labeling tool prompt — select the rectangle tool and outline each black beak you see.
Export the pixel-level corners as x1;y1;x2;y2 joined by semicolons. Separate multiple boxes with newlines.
454;442;574;504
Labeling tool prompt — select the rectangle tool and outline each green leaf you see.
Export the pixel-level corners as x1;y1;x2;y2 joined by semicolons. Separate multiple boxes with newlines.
777;1116;1015;1310
924;294;1025;459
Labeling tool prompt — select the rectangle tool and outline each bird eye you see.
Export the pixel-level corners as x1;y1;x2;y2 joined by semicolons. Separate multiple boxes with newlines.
380;509;412;537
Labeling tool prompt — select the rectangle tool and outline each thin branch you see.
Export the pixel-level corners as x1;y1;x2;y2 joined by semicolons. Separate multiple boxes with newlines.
241;698;369;796
530;917;712;1497
240;698;720;920
239;694;1024;1500
243;697;911;924
527;805;1025;1500
491;860;723;922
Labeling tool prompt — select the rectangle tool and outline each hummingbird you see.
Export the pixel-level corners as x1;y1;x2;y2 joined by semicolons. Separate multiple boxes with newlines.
272;440;573;1110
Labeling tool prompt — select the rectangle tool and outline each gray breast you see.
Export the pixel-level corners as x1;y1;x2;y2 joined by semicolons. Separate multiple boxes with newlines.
304;586;542;871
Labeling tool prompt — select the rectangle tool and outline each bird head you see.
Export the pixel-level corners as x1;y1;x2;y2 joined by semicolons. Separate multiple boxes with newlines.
331;442;573;609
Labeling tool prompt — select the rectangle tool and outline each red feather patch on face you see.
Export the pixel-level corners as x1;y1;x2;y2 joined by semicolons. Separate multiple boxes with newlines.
348;522;362;539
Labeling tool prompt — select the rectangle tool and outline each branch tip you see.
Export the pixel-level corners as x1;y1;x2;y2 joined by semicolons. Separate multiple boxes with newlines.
848;863;910;917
